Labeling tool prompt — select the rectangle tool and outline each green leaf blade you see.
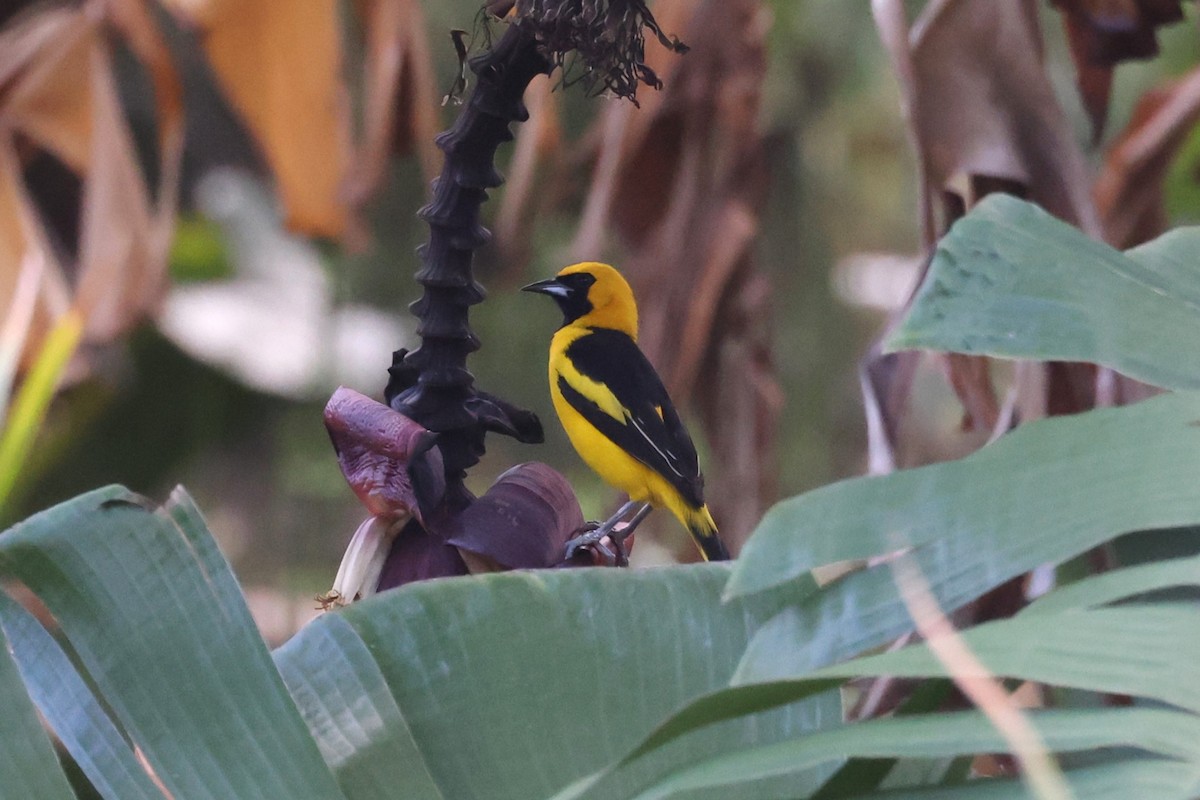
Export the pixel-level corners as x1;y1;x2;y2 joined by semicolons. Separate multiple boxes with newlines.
833;759;1200;800
293;565;840;800
622;575;1200;768
0;486;345;800
815;605;1200;714
728;392;1200;601
0;591;163;800
629;708;1200;800
882;193;1200;390
275;613;446;800
0;593;77;800
1023;552;1200;616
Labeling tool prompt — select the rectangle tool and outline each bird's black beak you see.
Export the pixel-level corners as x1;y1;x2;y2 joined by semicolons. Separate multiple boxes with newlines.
521;278;570;299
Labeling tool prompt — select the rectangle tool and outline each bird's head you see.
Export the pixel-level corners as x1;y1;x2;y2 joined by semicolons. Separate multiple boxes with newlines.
522;262;638;338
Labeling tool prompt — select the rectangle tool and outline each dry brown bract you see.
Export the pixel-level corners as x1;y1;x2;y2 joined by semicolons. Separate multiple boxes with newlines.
867;0;1103;461
159;0;440;241
0;1;182;379
1051;0;1190;138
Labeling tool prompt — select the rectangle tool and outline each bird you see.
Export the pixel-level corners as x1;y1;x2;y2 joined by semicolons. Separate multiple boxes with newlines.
522;261;730;562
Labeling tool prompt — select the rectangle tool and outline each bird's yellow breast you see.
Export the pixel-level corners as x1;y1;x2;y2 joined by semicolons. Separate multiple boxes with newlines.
548;326;680;510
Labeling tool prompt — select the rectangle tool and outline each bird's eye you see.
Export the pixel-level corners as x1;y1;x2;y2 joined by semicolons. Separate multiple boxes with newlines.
560;273;596;290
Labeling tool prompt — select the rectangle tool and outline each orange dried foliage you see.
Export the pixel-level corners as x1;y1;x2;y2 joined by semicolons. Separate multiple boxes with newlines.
1095;66;1200;248
160;0;440;241
0;2;182;373
868;0;1111;461
345;0;441;211
164;0;352;238
1051;0;1189;139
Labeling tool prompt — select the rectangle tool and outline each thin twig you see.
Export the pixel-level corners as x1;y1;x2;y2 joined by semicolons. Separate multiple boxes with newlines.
890;553;1076;800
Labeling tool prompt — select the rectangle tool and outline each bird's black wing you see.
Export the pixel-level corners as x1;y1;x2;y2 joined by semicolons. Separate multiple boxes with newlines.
559;328;705;507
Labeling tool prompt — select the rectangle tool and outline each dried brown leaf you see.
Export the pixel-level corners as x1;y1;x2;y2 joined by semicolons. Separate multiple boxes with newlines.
0;5;181;375
0;10;94;172
871;0;935;247
344;0;441;212
1062;11;1116;140
1052;0;1185;63
864;0;1104;466
74;41;161;340
1094;65;1200;247
1051;0;1189;137
667;198;756;395
105;0;186;236
611;0;769;382
909;0;1099;235
1046;361;1097;416
165;0;353;237
943;353;1000;433
699;272;781;548
0;150;36;325
860;347;921;475
0;249;45;404
0;142;71;375
487;1;517;17
569;0;693;257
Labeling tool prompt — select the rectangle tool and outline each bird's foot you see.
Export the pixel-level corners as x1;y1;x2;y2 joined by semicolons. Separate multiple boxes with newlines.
564;525;628;566
563;520;619;563
563;501;651;567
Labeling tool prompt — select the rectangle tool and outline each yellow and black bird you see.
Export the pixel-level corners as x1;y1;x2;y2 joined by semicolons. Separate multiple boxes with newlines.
523;262;730;562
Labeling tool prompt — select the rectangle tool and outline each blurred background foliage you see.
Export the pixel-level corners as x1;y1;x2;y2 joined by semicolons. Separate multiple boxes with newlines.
2;0;1199;639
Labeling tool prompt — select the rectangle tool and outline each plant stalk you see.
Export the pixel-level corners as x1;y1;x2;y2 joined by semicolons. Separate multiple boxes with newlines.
387;23;550;510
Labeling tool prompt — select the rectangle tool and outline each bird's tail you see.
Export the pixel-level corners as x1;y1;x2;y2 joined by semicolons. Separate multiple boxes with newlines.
688;505;730;561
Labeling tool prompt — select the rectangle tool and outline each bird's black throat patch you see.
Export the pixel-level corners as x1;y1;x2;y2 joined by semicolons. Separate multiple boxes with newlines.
553;271;597;327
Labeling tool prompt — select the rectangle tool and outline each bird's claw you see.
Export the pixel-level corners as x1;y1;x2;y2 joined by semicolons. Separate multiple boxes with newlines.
563;501;646;567
561;521;601;558
564;526;629;566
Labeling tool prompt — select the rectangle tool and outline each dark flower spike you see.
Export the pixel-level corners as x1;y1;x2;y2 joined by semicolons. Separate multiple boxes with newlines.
387;1;687;501
388;28;551;509
509;0;688;104
467;390;545;443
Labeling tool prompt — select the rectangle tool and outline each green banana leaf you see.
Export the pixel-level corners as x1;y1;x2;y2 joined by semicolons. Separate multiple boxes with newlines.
0;487;837;800
883;193;1200;390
